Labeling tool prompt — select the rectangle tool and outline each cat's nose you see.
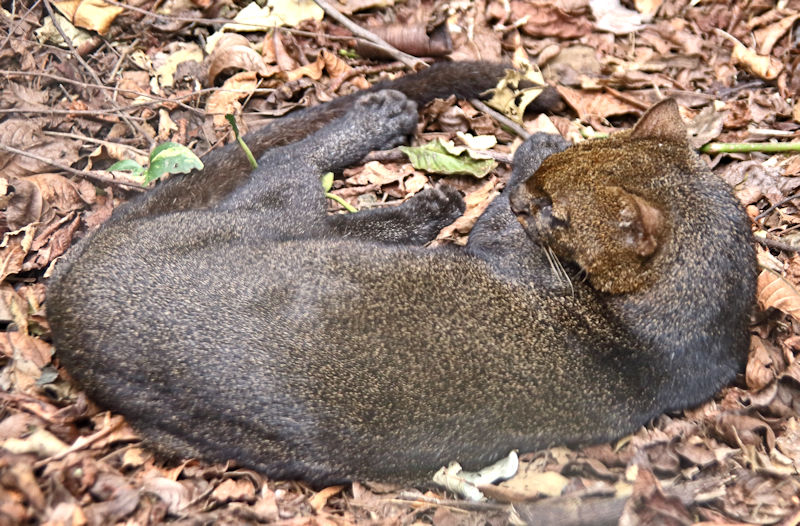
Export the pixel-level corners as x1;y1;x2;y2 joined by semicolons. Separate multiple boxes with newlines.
510;185;553;228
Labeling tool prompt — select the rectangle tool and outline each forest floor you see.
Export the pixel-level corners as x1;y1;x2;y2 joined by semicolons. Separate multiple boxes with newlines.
1;0;800;524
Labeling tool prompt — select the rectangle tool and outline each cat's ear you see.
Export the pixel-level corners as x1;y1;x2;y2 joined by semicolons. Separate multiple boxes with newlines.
631;99;687;142
613;187;664;258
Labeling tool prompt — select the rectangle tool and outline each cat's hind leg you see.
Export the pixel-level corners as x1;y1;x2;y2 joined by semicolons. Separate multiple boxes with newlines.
218;90;418;238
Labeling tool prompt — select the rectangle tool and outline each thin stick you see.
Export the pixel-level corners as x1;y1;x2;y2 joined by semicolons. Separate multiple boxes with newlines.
0;144;145;190
470;98;530;139
311;0;425;69
756;235;800;253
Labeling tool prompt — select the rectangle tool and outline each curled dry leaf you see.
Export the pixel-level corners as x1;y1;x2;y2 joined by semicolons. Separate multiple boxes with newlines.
754;13;800;56
437;176;500;239
716;29;783;81
719;160;800;207
356;24;452;59
308;485;344;512
757;270;800;322
208;34;277;86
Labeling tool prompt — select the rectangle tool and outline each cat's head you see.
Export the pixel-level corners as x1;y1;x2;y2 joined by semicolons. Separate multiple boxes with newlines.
509;99;691;294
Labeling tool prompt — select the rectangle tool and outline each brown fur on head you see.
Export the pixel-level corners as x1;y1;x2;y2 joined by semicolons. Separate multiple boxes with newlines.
509;100;690;294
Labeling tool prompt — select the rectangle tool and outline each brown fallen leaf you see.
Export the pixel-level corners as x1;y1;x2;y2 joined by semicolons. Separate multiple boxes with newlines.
142;477;193;515
208;33;278;86
0;225;35;281
711;413;775;449
436;176;501;240
210;477;256;504
344;162;424;189
511;0;592;39
619;468;692;526
757;270;800;322
746;336;785;391
555;85;640;121
206;71;259;127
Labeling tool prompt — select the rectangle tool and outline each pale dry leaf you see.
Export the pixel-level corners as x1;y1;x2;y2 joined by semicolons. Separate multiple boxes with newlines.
633;0;662;19
335;0;394;15
589;0;643;34
757;269;800;322
154;43;204;88
210;477;256;503
498;469;569;498
0;283;28;331
308;485;344;512
716;29;783;80
53;0;124;35
2;427;69;457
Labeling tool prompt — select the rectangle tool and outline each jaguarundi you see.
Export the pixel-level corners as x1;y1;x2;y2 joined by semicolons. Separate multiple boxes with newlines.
47;61;756;485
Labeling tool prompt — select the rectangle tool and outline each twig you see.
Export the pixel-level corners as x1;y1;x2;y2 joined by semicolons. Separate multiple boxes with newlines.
469;98;530;139
311;0;425;69
40;0;155;147
755;235;800;253
755;193;800;222
0;144;145;190
605;87;651;111
701;142;800;154
34;415;126;468
43;131;149;157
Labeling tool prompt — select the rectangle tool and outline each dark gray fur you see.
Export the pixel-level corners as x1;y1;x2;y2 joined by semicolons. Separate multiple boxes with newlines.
47;65;755;485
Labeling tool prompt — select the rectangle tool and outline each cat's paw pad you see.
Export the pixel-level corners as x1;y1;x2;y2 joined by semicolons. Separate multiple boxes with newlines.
408;184;465;222
353;90;418;147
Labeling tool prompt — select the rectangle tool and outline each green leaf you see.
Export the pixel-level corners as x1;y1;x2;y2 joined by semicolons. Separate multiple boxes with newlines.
400;138;497;178
108;159;145;178
320;172;334;192
144;142;204;184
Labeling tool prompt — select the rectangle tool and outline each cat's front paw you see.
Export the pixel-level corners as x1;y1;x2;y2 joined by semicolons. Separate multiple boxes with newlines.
407;184;465;224
353;90;418;150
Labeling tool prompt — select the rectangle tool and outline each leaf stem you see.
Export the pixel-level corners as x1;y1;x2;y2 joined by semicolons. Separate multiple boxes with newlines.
700;142;800;154
225;114;258;170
